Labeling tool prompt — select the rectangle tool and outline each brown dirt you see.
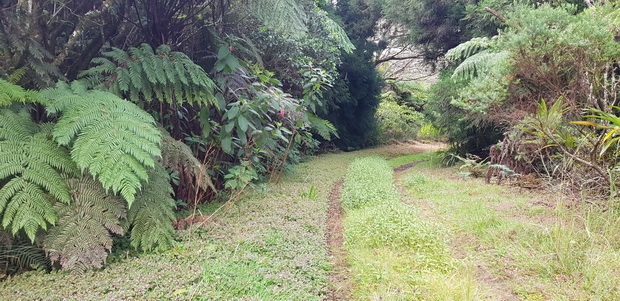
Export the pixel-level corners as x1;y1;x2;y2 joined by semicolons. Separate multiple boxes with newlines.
393;160;427;172
375;141;446;158
325;179;353;301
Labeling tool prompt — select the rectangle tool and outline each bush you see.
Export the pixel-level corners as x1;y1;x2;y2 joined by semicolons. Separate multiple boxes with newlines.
376;99;425;143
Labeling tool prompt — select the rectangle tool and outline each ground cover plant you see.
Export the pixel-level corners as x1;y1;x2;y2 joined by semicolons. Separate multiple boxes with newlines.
340;156;479;300
401;163;620;300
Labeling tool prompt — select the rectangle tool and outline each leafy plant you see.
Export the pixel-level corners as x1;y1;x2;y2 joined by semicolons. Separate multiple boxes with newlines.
80;44;216;107
44;176;126;272
300;185;319;201
41;81;162;206
376;99;425;143
0;109;76;241
126;164;176;252
0;233;49;277
160;128;215;202
0;79;39;106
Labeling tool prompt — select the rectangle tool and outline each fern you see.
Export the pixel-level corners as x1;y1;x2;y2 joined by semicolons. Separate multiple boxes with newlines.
79;44;216;107
249;0;308;36
315;10;355;53
0;26;64;88
0;233;49;274
451;51;510;80
307;114;339;140
126;163;176;252
160;129;215;192
445;37;494;62
44;176;125;272
0;109;76;242
40;81;161;207
0;79;39;107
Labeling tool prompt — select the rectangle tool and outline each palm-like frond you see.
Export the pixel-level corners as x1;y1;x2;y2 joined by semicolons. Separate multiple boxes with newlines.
126;163;176;252
0;79;39;107
160;129;215;192
0;109;76;242
451;51;510;80
315;10;355;53
248;0;308;36
0;233;49;274
44;176;126;272
79;44;216;107
445;37;494;62
40;81;161;207
307;114;339;140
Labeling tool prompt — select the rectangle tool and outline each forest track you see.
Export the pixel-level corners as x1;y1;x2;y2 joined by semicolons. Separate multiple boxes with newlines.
325;179;352;301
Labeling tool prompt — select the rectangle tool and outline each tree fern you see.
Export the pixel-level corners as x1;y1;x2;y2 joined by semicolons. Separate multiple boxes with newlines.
248;0;309;36
40;81;161;207
315;10;355;53
451;51;510;80
79;44;216;107
126;163;176;252
160;129;215;192
0;79;39;107
445;37;494;62
44;176;125;272
0;109;76;242
0;233;49;274
0;30;63;88
307;114;339;140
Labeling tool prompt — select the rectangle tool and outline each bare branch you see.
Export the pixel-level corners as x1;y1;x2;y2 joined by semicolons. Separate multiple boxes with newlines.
484;7;506;23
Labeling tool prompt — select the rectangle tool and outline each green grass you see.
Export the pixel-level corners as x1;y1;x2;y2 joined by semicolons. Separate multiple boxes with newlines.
403;165;620;300
341;156;479;300
387;152;440;169
341;157;399;210
0;151;366;300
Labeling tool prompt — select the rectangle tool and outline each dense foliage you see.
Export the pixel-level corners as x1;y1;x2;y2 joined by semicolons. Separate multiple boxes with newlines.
0;0;362;274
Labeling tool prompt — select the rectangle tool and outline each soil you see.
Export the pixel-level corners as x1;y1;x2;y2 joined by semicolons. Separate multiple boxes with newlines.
393;160;427;172
393;163;520;301
325;179;353;301
379;141;446;158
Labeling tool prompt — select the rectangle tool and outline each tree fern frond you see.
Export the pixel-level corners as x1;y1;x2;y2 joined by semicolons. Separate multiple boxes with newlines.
40;82;161;207
248;0;308;36
126;163;176;252
452;51;510;80
315;10;355;53
0;110;76;242
307;114;339;140
80;44;216;106
44;176;125;272
160;128;216;192
446;37;495;62
0;234;49;274
0;79;39;107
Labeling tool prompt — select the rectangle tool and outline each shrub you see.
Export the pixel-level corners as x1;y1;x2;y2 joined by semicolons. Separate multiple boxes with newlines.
375;99;425;143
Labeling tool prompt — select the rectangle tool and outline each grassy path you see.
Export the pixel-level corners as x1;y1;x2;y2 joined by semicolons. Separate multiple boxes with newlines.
0;143;441;300
5;142;616;300
395;163;620;300
0;151;368;300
